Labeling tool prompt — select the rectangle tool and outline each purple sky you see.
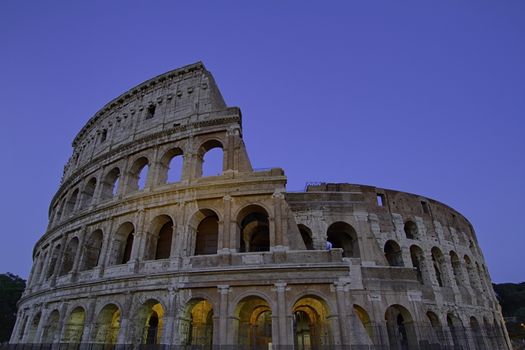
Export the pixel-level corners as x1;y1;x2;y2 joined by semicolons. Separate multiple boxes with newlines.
1;1;523;283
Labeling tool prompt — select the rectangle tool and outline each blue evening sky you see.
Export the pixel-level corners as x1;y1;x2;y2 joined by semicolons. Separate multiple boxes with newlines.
0;1;523;283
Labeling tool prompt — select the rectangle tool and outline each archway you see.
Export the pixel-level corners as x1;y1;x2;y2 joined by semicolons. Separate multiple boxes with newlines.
431;247;446;287
426;311;444;345
385;305;418;350
62;307;85;343
293;296;332;349
235;296;272;347
109;222;134;265
353;304;374;345
137;300;164;344
470;316;486;350
42;310;60;344
26;312;41;343
447;313;466;349
404;221;418;239
410;245;425;284
80;230;103;271
198;140;224;177
92;304;121;344
181;299;214;347
159;147;184;184
127;157;150;192
101;167;120;200
298;224;314;250
384;240;404;267
145;215;173;260
60;237;79;275
238;205;270;252
326;222;360;258
190;209;219;256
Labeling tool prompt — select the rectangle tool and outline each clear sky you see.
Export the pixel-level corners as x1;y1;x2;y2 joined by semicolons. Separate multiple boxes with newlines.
0;1;523;283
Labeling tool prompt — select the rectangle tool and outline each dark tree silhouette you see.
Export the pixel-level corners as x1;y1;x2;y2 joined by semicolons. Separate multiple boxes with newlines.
0;273;26;343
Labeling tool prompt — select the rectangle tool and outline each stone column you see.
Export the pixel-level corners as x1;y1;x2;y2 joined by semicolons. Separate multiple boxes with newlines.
220;195;232;253
51;236;68;286
273;282;291;345
130;209;146;272
334;281;351;345
217;285;231;345
57;302;70;343
80;298;97;346
161;288;178;344
96;220;114;276
272;192;283;248
71;227;87;281
117;293;134;345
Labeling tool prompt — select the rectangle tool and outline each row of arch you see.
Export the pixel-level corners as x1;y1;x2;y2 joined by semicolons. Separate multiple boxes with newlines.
402;219;477;251
17;295;508;349
51;139;226;227
32;204;275;286
382;239;492;296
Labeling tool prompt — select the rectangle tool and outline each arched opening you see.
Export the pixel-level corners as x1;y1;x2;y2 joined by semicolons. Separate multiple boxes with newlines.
293;296;332;348
101;168;120;200
447;313;466;349
192;209;219;256
154;217;174;260
127;157;149;192
46;244;61;279
298;224;314;250
197;140;223;178
64;189;79;217
109;222;135;265
404;221;418;239
385;305;418;350
26;312;41;343
81;177;97;208
410;245;425;284
137;300;164;344
92;304;121;344
464;255;479;291
60;237;79;276
62;307;85;343
426;311;444;345
476;262;488;294
238;205;270;253
470;316;485;350
42;310;60;344
80;230;103;271
36;252;47;283
326;222;360;258
180;299;214;347
384;240;404;267
431;247;445;287
235;296;272;347
450;251;464;288
353;304;374;344
159;147;184;184
54;197;66;223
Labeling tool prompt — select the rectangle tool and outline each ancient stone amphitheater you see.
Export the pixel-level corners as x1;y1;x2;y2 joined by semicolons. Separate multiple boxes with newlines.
10;62;510;349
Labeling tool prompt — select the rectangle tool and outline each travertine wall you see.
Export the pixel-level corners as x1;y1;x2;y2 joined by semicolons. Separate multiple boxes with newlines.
11;63;511;349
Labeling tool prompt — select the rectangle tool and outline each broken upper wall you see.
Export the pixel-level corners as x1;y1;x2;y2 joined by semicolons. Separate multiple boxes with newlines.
62;62;229;181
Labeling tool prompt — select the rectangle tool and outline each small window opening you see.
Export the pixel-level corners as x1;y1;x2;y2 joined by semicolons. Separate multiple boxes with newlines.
100;129;107;143
376;193;385;206
421;201;430;214
146;104;156;119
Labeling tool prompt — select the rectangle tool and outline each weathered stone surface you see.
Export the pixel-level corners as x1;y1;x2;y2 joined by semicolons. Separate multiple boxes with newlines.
10;62;510;349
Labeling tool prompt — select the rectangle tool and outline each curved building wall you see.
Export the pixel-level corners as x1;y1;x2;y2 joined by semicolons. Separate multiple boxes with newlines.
11;63;510;349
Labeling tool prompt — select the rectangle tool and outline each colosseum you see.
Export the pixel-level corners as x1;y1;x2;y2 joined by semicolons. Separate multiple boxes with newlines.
10;62;511;349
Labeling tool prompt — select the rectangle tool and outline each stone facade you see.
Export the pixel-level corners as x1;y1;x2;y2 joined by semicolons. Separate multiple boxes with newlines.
10;62;511;349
